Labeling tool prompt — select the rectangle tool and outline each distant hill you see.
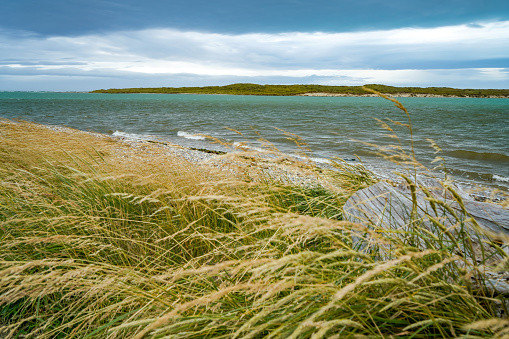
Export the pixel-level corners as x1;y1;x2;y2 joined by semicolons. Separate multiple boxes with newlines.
90;83;509;98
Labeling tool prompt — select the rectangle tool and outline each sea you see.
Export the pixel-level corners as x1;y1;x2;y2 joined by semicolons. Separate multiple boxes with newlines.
1;92;508;193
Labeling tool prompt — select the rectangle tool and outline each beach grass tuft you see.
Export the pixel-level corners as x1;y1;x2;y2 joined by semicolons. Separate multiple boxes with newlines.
0;100;508;339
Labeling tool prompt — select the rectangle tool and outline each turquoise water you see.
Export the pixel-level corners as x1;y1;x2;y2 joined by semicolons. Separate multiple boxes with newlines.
1;92;508;190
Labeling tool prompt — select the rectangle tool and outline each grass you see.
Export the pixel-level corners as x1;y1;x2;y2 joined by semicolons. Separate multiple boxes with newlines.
0;102;508;338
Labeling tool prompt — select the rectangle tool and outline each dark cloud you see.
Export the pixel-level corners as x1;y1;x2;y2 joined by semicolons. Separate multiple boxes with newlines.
2;0;509;36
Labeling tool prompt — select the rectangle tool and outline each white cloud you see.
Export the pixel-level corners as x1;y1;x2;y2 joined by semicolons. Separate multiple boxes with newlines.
1;21;509;90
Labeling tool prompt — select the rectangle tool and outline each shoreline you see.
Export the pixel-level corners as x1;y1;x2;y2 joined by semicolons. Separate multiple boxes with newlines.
40;122;339;188
298;92;509;99
3;119;506;201
89;91;509;99
41;122;506;201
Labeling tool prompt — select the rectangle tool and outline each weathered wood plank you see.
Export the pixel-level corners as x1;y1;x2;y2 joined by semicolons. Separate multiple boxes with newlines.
343;180;509;295
344;181;509;237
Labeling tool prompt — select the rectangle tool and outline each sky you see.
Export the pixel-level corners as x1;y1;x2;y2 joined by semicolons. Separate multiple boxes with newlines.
1;0;509;91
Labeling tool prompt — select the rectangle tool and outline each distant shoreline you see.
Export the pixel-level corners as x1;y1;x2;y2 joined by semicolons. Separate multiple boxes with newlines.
89;91;509;99
90;83;509;98
299;92;509;98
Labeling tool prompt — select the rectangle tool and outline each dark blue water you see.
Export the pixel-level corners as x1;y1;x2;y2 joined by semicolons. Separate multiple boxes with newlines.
1;92;508;190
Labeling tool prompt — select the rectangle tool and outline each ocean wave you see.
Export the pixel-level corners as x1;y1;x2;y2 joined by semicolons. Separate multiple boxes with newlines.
494;174;509;183
232;141;267;153
444;167;509;188
290;154;331;164
177;131;206;140
310;157;333;164
112;130;150;141
445;150;509;163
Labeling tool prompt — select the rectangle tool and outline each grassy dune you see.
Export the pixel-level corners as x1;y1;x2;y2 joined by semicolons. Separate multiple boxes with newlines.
1;113;508;338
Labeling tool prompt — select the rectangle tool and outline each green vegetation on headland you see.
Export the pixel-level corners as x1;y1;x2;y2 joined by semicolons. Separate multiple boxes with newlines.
91;83;509;97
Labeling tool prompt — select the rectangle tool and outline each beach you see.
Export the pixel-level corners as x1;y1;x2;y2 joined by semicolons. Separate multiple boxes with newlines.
41;121;348;189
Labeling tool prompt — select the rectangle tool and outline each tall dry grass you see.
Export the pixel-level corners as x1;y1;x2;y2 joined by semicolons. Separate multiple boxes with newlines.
0;98;507;339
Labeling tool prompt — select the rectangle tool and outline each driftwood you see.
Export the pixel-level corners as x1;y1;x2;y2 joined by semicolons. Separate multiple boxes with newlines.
344;180;509;237
343;180;509;295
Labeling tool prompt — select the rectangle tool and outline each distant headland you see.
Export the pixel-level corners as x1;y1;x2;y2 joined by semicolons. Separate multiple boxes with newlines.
90;83;509;98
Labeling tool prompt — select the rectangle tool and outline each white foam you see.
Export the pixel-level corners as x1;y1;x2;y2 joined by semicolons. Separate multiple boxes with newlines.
232;142;265;152
177;131;206;140
310;157;332;165
493;174;509;183
112;130;148;141
290;153;335;165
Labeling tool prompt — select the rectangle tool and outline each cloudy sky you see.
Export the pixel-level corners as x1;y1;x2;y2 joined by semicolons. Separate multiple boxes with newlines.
1;0;509;91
